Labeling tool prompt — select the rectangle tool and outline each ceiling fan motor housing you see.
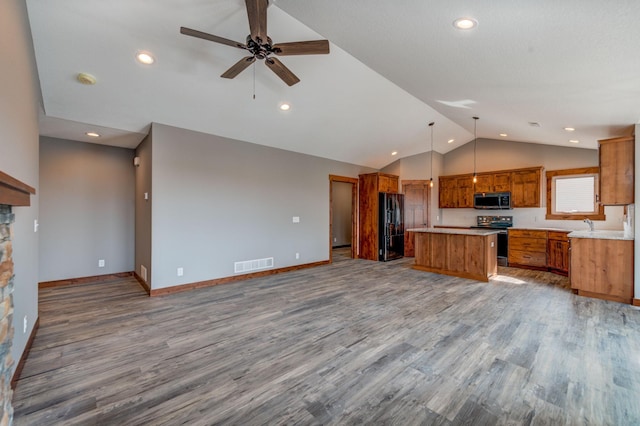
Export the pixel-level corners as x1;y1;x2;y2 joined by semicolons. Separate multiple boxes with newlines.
246;35;274;59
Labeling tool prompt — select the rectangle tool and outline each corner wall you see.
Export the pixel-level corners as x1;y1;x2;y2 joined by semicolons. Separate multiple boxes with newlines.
39;137;135;282
148;123;374;290
0;0;41;377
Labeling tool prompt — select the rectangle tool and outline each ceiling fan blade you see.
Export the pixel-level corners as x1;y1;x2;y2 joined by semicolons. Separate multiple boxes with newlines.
265;57;300;86
272;40;330;56
245;0;268;44
221;56;256;79
180;27;246;50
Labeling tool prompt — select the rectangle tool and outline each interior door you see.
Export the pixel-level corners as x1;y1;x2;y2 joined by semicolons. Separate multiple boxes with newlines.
402;181;430;257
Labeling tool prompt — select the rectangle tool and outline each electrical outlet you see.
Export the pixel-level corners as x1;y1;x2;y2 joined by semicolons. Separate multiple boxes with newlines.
295;253;300;259
98;259;105;267
177;267;184;277
23;315;27;334
292;216;300;223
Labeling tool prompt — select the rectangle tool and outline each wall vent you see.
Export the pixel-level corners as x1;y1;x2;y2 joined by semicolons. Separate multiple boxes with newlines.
234;257;274;274
140;265;147;282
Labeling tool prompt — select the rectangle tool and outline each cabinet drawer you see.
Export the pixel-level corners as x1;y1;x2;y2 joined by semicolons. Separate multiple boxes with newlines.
509;250;547;267
509;229;547;239
509;237;546;252
548;231;570;242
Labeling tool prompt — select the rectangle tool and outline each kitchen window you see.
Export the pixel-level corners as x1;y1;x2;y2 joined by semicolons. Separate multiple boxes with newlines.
545;167;605;220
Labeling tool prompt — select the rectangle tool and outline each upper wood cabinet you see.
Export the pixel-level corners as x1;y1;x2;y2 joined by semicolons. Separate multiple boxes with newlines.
358;172;399;261
599;135;634;205
439;166;542;208
493;172;512;192
439;175;473;208
474;172;512;193
511;167;542;207
473;174;494;193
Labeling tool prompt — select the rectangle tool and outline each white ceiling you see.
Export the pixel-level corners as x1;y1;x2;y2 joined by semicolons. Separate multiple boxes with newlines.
26;0;640;169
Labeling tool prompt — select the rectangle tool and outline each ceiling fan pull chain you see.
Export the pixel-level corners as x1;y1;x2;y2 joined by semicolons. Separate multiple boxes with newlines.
253;62;256;100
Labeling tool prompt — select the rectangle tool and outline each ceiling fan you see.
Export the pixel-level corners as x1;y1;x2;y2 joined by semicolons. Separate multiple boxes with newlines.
180;0;330;86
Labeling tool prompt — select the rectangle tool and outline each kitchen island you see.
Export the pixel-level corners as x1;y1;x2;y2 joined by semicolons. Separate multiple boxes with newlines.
409;228;500;282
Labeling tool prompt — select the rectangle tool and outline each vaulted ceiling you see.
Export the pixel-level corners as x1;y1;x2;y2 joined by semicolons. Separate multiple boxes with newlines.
27;0;640;168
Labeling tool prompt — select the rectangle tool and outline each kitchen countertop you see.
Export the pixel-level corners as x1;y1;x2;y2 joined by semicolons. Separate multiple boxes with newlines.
407;227;502;236
567;230;634;241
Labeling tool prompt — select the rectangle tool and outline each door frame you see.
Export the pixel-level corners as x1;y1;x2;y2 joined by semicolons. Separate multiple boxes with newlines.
329;175;358;262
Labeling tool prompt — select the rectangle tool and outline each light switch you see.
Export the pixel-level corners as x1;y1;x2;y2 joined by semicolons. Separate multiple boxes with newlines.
292;216;300;223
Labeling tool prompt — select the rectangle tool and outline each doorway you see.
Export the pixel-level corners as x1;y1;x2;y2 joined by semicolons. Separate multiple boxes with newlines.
402;180;431;257
329;175;358;262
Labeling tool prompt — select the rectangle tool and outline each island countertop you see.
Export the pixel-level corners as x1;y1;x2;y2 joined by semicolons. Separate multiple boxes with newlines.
408;227;502;236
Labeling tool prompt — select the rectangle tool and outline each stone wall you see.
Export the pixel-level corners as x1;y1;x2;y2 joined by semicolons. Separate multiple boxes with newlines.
0;205;14;425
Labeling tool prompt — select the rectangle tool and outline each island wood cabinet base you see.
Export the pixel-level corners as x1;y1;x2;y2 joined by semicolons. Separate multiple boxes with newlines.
413;231;497;282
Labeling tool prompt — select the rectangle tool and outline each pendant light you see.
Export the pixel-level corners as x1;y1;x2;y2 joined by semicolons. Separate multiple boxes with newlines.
429;121;435;188
472;116;479;184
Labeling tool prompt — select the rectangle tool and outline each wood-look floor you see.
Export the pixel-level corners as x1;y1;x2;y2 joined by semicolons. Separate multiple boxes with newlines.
13;249;640;425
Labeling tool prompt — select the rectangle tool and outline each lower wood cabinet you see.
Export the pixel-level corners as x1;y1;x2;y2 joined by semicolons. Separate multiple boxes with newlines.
508;229;547;269
570;237;634;304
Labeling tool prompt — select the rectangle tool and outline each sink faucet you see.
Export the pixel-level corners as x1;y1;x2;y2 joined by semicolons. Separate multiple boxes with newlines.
584;218;594;231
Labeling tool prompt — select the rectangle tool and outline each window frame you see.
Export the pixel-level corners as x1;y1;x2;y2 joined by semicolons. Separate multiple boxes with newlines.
545;167;605;221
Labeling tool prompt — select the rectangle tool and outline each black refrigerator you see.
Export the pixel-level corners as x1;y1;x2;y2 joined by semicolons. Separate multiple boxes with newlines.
378;192;405;261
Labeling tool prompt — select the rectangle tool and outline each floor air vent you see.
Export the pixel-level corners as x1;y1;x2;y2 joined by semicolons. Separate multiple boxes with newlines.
234;257;274;274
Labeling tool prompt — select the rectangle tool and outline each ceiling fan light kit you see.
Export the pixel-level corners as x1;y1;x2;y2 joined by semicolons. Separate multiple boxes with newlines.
180;0;330;86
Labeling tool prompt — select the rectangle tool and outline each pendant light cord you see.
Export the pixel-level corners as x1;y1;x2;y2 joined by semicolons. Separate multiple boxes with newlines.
473;117;479;177
429;122;435;184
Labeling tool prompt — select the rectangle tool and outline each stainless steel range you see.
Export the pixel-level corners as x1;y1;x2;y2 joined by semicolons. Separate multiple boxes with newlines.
472;216;512;266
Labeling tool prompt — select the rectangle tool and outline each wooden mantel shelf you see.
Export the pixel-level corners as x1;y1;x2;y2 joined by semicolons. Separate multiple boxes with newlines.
0;170;36;206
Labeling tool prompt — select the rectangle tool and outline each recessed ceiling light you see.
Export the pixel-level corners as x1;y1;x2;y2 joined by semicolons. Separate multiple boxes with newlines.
136;51;155;65
453;18;477;30
447;139;455;144
391;151;398;156
85;132;100;138
76;72;96;85
499;133;508;137
528;122;541;127
279;103;290;111
569;139;580;144
564;127;576;132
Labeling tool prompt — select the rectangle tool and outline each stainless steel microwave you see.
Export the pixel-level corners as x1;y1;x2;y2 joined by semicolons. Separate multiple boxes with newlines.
473;192;512;209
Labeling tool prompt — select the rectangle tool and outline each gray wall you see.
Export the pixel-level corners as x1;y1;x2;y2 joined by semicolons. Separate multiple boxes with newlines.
39;137;135;281
0;0;41;375
147;123;375;289
135;134;152;285
332;182;352;247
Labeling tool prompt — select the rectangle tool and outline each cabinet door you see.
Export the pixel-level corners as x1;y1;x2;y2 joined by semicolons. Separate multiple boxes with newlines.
511;169;541;207
599;137;634;205
439;177;456;208
456;177;474;208
474;174;493;193
493;173;511;192
378;175;398;193
570;238;633;302
548;240;568;271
